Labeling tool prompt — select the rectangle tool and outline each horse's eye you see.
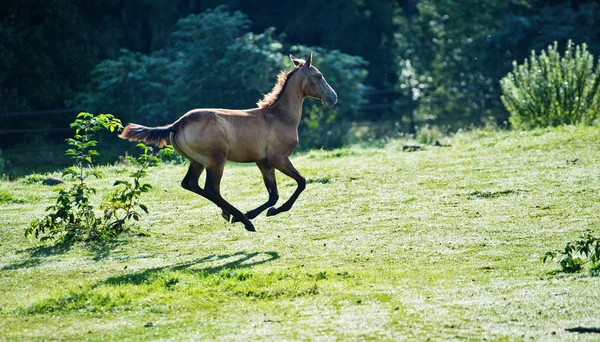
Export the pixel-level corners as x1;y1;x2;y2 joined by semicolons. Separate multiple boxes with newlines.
315;74;323;80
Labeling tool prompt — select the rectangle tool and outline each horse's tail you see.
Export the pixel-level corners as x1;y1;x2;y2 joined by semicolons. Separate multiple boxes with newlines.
119;123;174;147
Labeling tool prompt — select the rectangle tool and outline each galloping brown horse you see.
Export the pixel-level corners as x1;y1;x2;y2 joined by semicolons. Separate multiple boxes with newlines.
119;52;337;232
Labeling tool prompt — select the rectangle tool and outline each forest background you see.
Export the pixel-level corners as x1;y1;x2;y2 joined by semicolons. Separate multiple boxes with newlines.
1;0;598;171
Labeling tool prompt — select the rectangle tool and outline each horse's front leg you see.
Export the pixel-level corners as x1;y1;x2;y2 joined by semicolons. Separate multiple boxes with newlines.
266;157;305;217
231;162;279;223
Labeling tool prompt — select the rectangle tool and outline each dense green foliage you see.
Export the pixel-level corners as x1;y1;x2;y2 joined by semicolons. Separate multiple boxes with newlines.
2;126;600;339
78;7;367;130
2;0;600;168
501;41;600;129
0;151;4;177
72;6;368;153
26;113;160;243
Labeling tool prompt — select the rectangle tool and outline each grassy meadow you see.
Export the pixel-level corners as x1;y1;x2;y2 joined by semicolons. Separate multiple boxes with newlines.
1;126;599;341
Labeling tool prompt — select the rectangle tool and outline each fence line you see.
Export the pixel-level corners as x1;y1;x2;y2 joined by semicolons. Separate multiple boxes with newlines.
0;109;76;153
0;108;76;117
0;94;492;152
3;146;65;153
0;128;72;135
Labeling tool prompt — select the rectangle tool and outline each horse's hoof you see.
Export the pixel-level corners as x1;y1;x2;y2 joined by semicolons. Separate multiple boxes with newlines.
231;216;239;223
244;210;258;220
266;207;277;217
221;211;231;223
244;223;256;232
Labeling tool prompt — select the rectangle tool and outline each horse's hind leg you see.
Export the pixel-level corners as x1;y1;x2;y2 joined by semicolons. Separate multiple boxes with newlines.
182;161;232;222
182;161;241;225
181;161;237;225
181;161;205;195
204;161;255;232
266;157;306;217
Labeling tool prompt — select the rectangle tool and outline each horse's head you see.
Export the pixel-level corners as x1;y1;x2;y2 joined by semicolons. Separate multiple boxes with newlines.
290;51;338;107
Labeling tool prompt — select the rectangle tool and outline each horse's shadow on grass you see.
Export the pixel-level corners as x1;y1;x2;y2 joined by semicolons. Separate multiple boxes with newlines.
102;251;280;286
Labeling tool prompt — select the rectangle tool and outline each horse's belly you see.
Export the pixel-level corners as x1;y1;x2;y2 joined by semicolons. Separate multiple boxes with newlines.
226;142;265;163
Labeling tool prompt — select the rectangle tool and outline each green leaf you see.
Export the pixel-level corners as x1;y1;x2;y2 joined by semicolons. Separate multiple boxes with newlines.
82;141;98;149
65;149;78;156
63;167;78;177
113;180;130;187
542;251;555;263
136;143;151;153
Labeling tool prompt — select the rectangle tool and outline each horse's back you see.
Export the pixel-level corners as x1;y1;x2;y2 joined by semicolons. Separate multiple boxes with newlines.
176;108;269;164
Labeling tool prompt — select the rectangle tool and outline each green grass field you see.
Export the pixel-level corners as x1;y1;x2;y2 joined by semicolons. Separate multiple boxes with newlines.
1;126;599;341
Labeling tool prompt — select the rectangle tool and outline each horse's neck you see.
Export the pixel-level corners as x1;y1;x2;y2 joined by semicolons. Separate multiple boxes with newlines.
271;79;305;127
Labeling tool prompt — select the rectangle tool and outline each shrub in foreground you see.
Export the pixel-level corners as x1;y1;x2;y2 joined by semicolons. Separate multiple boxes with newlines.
26;112;167;243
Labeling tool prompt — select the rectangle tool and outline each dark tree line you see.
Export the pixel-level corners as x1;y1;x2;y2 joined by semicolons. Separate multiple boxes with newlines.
1;0;599;154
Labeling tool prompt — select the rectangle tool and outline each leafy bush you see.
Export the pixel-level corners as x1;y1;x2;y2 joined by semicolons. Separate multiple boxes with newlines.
27;113;122;242
26;112;162;243
80;50;172;126
543;230;600;273
500;41;600;129
102;143;173;234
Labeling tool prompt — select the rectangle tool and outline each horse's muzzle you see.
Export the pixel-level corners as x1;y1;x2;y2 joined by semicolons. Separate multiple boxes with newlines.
326;92;338;107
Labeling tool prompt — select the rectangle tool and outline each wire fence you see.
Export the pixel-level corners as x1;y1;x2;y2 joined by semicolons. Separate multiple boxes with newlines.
0;108;77;117
0;109;77;153
0;98;411;152
0;93;427;153
0;128;73;134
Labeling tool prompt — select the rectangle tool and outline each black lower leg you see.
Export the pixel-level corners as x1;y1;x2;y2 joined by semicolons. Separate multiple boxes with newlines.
234;162;279;221
266;179;305;216
181;162;205;196
205;166;255;232
266;158;305;217
221;209;233;223
206;191;254;231
245;187;278;219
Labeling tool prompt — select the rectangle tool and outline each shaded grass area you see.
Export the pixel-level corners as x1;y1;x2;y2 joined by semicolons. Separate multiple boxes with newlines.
0;126;599;340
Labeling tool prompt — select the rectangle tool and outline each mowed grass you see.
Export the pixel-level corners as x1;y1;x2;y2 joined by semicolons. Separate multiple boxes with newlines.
1;126;599;341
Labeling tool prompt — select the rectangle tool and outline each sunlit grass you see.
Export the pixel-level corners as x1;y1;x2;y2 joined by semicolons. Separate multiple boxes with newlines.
1;126;599;340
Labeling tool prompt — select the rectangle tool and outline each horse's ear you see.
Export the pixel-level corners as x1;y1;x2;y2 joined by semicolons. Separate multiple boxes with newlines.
305;51;313;68
290;54;302;67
